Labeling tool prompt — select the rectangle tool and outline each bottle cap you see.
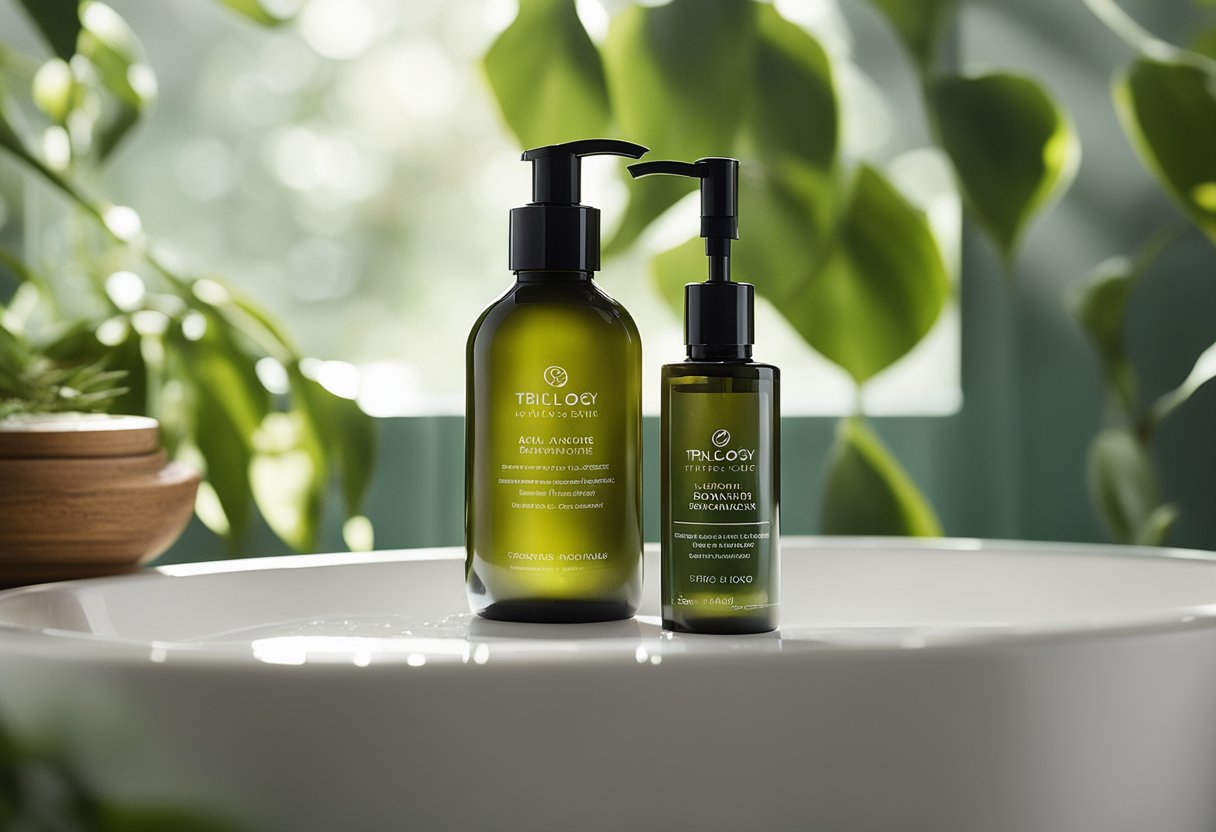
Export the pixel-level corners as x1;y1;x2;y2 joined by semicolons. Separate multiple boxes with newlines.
510;139;648;272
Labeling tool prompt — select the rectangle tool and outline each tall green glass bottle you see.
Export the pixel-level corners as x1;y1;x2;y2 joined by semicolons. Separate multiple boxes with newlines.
465;140;646;623
631;157;780;634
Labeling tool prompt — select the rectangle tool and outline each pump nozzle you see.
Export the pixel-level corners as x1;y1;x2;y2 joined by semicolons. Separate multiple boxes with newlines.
629;157;752;357
522;139;648;205
510;139;648;272
629;157;738;281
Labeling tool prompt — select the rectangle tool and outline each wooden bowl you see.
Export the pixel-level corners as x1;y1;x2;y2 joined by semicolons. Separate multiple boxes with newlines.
0;414;200;588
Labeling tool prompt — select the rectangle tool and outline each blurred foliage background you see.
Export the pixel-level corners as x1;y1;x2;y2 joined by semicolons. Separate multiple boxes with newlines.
0;0;1213;557
481;0;1216;544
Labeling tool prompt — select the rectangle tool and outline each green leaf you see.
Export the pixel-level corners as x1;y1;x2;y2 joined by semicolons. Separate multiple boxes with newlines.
1070;228;1181;414
1190;26;1216;60
78;1;156;160
176;321;269;545
323;390;375;519
602;0;756;253
780;164;949;383
1114;57;1216;244
744;4;837;172
251;411;322;552
651;236;701;317
930;73;1078;259
735;161;837;297
193;379;254;544
189;317;270;437
821;416;942;536
1087;428;1176;545
865;0;956;71
1150;340;1216;427
103;330;147;414
290;366;378;547
1134;504;1181;547
1072;257;1135;362
15;0;82;61
604;174;697;258
218;0;296;27
1071;257;1139;410
603;0;754;157
483;0;610;148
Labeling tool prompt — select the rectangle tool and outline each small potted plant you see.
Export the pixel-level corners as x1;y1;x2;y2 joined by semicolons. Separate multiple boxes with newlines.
0;326;199;587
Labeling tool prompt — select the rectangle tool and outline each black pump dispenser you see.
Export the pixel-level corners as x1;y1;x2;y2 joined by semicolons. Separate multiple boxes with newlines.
510;139;648;273
628;157;753;359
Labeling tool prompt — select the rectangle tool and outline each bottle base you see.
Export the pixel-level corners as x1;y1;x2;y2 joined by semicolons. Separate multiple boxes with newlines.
663;616;777;635
477;598;636;624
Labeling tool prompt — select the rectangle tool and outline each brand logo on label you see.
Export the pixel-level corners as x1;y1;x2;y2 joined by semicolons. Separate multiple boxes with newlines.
515;365;597;407
543;366;568;388
686;427;756;463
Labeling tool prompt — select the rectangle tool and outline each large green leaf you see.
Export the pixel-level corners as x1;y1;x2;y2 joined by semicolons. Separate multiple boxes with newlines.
781;164;949;383
604;174;697;258
821;416;942;536
744;4;837;173
15;0;81;61
78;1;155;160
865;0;956;71
603;0;754;157
602;0;756;253
931;73;1078;259
483;0;610;148
1087;428;1177;545
1114;57;1216;244
735;161;838;298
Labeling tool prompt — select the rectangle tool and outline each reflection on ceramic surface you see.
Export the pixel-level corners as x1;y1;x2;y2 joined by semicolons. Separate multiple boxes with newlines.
2;538;1216;667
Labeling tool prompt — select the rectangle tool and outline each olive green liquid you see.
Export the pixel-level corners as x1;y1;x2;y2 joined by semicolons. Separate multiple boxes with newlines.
661;362;779;634
466;271;643;622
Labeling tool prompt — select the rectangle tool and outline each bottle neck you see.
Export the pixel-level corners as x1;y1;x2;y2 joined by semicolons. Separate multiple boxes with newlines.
515;269;594;283
687;344;752;361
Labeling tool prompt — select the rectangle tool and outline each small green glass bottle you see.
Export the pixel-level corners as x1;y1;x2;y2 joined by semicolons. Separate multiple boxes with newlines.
465;140;647;623
631;157;780;634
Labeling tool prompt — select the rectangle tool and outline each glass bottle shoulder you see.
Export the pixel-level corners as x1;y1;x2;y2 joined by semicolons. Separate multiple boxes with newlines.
469;278;639;348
